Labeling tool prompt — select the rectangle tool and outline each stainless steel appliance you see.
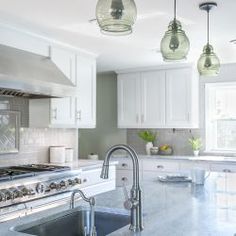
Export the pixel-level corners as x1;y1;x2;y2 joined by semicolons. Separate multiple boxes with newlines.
0;164;84;209
0;44;77;98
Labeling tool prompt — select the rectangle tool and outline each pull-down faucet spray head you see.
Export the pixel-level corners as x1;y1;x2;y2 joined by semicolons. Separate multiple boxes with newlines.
100;164;109;179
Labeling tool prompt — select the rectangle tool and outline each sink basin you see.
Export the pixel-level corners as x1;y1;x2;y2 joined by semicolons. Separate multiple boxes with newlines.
14;207;130;236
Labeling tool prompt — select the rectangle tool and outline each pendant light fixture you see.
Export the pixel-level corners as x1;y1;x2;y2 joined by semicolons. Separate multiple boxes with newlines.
197;2;220;76
160;0;190;61
96;0;137;35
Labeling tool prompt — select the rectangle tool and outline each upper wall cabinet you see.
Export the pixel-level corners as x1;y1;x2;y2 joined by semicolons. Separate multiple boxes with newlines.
118;73;140;128
29;97;76;128
75;55;96;128
118;71;166;128
29;53;97;129
117;66;199;129
141;71;166;128
165;68;195;128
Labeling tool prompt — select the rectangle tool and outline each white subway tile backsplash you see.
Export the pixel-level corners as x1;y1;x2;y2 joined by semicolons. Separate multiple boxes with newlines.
0;128;78;166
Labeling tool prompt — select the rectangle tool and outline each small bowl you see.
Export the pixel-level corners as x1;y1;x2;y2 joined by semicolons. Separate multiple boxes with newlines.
150;147;159;155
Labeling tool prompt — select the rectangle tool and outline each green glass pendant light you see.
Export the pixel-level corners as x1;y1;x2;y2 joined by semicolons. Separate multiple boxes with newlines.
197;2;220;76
160;0;190;61
96;0;137;35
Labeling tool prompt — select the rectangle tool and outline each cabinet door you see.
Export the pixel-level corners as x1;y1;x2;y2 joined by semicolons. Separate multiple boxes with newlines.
76;56;96;128
141;71;165;127
116;170;133;187
165;68;192;127
50;46;76;85
51;97;75;126
117;73;141;128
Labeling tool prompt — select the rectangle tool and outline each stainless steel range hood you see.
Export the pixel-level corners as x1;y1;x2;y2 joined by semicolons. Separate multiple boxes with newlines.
0;44;77;98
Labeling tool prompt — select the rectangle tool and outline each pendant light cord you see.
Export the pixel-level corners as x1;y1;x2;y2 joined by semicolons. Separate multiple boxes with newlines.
174;0;177;20
207;8;210;44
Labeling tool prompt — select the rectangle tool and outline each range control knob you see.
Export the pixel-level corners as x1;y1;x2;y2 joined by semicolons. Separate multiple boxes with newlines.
59;180;67;189
67;179;75;186
0;191;6;202
49;182;57;190
74;178;82;185
2;189;14;200
11;188;24;199
36;183;45;194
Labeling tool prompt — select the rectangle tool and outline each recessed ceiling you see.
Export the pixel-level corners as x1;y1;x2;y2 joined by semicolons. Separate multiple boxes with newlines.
0;0;235;72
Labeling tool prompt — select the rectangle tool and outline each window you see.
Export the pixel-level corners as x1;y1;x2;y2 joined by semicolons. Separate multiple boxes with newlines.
205;83;236;152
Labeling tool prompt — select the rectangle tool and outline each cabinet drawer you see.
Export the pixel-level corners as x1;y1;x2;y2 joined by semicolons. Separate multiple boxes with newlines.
142;171;159;181
116;170;133;187
115;158;133;170
180;162;210;171
81;166;116;187
210;164;236;173
143;160;179;172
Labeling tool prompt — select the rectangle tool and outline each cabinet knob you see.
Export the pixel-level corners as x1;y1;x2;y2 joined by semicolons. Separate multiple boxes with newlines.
141;114;144;123
52;108;57;120
76;110;82;120
35;183;45;194
223;169;231;173
157;165;164;169
121;177;128;182
121;163;128;167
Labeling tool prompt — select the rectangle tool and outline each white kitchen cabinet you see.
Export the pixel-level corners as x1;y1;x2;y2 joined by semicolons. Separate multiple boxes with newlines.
50;46;76;85
116;169;133;187
50;97;75;126
165;68;198;128
141;71;165;127
117;66;199;128
118;73;141;128
210;164;236;173
29;98;76;128
143;159;180;172
75;55;96;128
118;71;165;128
29;54;97;128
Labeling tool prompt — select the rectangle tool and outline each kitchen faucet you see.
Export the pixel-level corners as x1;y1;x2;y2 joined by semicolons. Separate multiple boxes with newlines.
71;189;96;236
100;144;143;232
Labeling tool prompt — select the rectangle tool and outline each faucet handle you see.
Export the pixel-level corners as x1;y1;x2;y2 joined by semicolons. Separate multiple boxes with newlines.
122;181;132;210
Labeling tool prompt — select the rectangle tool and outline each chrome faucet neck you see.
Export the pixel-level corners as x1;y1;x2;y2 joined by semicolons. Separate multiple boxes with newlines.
70;190;96;236
101;144;143;232
70;189;95;209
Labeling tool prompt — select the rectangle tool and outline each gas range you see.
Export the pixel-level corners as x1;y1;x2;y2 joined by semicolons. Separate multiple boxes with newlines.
0;164;83;208
0;164;71;181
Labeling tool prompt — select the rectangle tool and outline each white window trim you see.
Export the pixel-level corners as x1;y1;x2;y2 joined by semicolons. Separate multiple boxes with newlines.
205;82;236;153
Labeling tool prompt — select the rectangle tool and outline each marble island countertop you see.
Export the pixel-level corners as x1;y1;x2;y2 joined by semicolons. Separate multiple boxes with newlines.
1;173;236;236
96;174;236;236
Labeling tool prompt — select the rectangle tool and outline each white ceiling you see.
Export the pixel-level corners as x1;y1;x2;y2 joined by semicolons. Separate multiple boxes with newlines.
0;0;235;72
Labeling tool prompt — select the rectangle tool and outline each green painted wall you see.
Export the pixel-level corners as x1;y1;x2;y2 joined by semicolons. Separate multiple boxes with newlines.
79;72;127;159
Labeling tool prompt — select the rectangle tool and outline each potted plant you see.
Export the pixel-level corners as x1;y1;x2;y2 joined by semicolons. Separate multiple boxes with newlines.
188;137;202;156
138;130;157;155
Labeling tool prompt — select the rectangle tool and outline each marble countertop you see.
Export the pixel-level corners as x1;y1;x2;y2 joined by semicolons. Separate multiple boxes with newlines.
55;159;117;171
113;154;236;164
95;174;236;236
1;173;236;236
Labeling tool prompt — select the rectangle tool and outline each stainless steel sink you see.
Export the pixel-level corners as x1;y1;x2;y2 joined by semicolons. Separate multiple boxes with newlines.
14;207;130;236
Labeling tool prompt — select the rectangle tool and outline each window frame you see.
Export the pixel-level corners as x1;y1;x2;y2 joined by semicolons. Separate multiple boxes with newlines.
205;82;236;153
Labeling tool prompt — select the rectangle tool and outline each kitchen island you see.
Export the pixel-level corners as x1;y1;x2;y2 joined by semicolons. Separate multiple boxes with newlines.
96;172;236;235
1;172;236;235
